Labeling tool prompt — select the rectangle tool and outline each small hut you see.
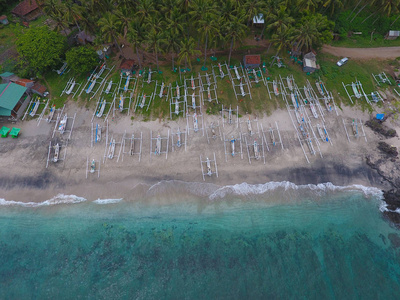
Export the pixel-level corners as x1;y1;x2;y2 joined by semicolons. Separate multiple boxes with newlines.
243;55;261;69
385;31;400;40
12;0;41;21
0;15;9;25
302;51;320;73
31;82;48;97
120;59;135;75
0;82;29;121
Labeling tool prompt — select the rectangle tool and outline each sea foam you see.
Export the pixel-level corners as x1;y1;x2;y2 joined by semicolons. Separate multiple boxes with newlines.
93;198;123;204
0;194;87;207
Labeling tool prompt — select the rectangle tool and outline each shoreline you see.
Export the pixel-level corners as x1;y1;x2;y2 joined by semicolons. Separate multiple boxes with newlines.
0;103;396;203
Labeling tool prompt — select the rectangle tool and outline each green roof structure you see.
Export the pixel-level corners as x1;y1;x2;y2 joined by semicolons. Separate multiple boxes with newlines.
10;127;20;138
0;83;27;116
0;72;14;78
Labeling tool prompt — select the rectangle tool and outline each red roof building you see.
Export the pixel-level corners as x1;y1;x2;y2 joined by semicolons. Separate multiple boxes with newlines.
12;0;41;21
243;55;261;68
31;82;47;96
14;78;34;88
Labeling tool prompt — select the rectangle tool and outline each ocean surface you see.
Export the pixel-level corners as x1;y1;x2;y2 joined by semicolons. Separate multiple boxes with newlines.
1;181;400;299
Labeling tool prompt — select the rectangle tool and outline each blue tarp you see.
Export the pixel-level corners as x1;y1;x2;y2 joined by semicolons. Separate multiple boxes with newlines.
376;114;385;120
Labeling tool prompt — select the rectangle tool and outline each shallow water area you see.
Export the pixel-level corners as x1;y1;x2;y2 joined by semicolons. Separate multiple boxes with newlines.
0;181;400;299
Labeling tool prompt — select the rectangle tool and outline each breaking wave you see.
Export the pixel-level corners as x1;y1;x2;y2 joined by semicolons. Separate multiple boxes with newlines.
0;194;87;207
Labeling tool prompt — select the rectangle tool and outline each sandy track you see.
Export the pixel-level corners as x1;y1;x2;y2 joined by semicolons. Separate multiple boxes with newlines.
322;45;400;60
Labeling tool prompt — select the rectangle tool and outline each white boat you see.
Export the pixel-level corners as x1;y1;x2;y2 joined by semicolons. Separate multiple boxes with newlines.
130;135;135;155
105;80;113;94
147;68;152;84
254;140;260;160
206;157;212;176
90;159;95;173
291;93;297;108
66;81;75;95
29;99;40;117
86;78;96;93
58;114;67;133
310;102;318;118
269;127;275;146
206;73;210;85
124;75;130;92
247;117;253;135
192;92;196;109
96;99;106;117
316;81;324;96
218;63;224;78
175;99;179;115
176;85;180;99
210;122;216;139
191;76;195;90
159;82;164;98
119;94;124;111
155;133;161;155
97;63;106;78
273;80;279;96
324;97;332;112
287;77;293;91
207;86;211;101
193;113;199;132
228;108;233;124
47;105;56;122
253;69;259;83
234;66;240;80
240;80;245;96
352;119;358;137
53;143;60;162
108;139;115;159
230;136;236;156
176;129;182;147
95;124;101;143
140;94;146;108
316;124;324;140
352;83;361;98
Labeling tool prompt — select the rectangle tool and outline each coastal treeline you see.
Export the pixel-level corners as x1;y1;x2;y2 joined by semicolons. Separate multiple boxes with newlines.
13;0;400;75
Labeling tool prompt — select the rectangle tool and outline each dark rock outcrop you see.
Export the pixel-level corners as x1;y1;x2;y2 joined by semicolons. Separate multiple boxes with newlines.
378;142;398;157
365;119;397;138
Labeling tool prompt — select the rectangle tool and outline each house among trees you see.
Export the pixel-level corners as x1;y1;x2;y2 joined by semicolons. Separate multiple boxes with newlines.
0;82;29;121
243;55;261;69
385;31;400;40
252;14;264;27
31;82;48;97
12;0;41;21
0;72;18;83
0;15;9;25
120;59;135;74
302;52;320;73
76;31;95;45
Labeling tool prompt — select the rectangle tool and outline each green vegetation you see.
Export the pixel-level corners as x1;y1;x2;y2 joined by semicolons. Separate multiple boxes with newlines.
66;47;98;74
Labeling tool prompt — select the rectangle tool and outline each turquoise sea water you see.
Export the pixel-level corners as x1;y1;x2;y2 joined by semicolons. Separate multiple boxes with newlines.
1;181;400;299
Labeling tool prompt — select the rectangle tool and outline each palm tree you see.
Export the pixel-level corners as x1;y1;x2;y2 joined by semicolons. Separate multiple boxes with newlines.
115;8;132;39
127;20;145;69
266;5;295;34
291;21;319;53
322;0;344;15
64;1;84;32
242;0;265;26
136;0;156;23
177;37;201;69
225;15;248;65
145;28;166;70
197;11;219;67
98;12;123;57
381;0;400;16
164;31;181;71
270;26;293;59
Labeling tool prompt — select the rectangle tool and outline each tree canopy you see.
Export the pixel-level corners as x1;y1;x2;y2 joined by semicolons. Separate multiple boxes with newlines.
16;27;66;76
66;47;98;74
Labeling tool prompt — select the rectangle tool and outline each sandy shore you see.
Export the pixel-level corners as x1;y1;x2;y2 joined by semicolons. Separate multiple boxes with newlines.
0;101;398;203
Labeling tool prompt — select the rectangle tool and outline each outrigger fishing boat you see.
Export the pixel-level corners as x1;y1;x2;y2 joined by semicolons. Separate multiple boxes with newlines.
207;86;212;101
230;136;236;156
97;63;106;78
159;82;164;98
108;139;115;159
58;114;67;134
287;77;293;91
95;124;102;143
130;134;135;155
66;80;75;95
324;97;332;112
316;124;325;140
316;80;324;96
47;105;56;122
218;63;224;78
176;85;180;99
124;75;130;92
310;102;318;118
269;126;276;146
119;94;124;111
90;159;95;173
247;116;253;136
105;80;113;94
239;79;245;97
175;98;179;115
210;122;217;139
352;82;362;99
371;92;379;102
191;76;195;90
291;93;297;108
228;107;233;124
206;157;212;176
193;113;199;132
147;67;152;84
86;77;96;94
234;66;240;80
140;94;146;108
192;92;196;109
253;69;259;83
352;119;358;137
254;139;260;160
176;129;182;148
96;99;106;117
53;143;60;163
155;133;161;155
29;98;40;117
273;80;279;96
206;73;211;85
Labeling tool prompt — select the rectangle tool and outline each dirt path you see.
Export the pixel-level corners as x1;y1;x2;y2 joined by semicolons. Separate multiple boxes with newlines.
322;45;400;60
